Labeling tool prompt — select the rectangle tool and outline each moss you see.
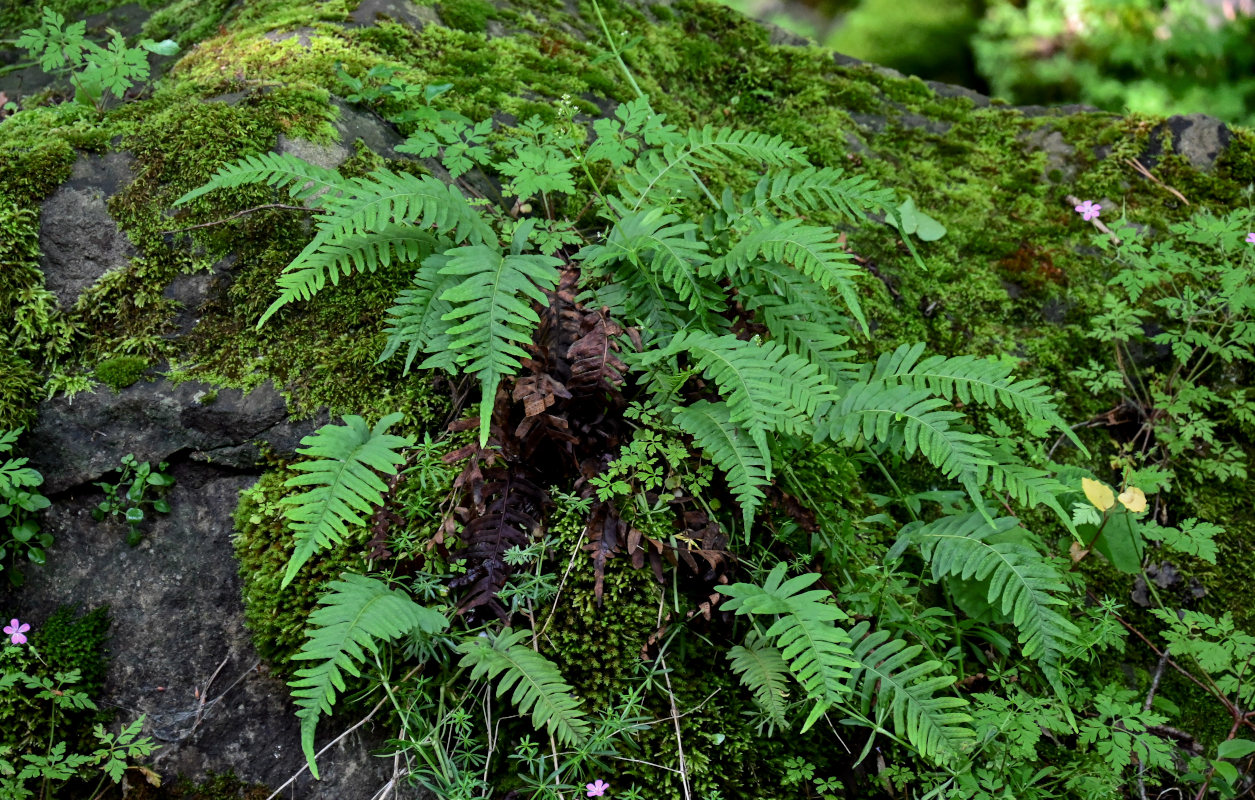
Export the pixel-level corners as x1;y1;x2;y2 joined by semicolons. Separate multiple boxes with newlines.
233;468;371;673
126;770;271;800
94;354;150;391
0;347;42;430
0;605;111;758
438;0;496;32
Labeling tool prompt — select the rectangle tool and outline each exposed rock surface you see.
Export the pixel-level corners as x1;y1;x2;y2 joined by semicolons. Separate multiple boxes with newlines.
38;151;138;309
10;463;397;799
24;379;314;494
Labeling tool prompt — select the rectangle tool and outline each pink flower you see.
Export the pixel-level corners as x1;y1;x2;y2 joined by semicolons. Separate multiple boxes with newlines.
1246;232;1255;244
586;779;609;797
1075;200;1102;221
4;619;30;645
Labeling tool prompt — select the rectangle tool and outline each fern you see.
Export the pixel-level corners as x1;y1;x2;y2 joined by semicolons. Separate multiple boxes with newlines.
577;205;722;317
673;400;771;530
864;343;1079;445
435;237;563;446
258;170;495;324
649;331;837;447
289;573;446;778
620;125;809;212
267;226;443;316
899;513;1078;668
844;621;973;764
718;563;858;732
174;151;347;206
744;262;859;384
457;628;590;747
710;219;867;332
731;166;897;223
280;413;413;587
378;251;461;374
823;382;993;501
728;630;791;733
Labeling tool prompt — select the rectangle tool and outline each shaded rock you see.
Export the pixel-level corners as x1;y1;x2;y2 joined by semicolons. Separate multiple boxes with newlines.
1154;113;1232;172
275;98;405;170
163;254;237;336
25;379;297;493
38;151;138;309
1022;127;1077;183
349;0;440;28
8;463;403;799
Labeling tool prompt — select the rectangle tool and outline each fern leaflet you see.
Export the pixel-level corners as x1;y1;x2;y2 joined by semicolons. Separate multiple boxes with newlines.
378;251;461;374
174;151;347;206
436;240;563;445
620;126;808;211
845;621;973;764
900;512;1078;668
280;413;413;587
457;628;590;747
718;563;857;732
649;331;838;447
673;400;771;531
731;167;897;223
711;219;867;332
577;206;721;316
728;630;791;733
289;573;446;778
824;382;993;500
864;343;1079;446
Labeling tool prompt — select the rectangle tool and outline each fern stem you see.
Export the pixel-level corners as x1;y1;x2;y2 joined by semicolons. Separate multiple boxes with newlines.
862;443;919;523
590;0;644;100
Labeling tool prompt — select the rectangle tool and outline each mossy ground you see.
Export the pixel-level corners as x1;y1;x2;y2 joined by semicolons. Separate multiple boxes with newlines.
4;0;1255;794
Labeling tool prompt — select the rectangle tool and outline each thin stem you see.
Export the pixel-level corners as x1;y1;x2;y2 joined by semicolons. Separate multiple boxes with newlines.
590;0;645;100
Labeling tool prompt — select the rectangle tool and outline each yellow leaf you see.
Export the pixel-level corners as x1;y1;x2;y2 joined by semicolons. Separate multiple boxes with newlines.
1118;486;1147;513
1082;478;1116;511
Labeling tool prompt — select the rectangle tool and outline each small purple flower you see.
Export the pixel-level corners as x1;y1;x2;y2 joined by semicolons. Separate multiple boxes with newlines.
4;618;30;645
586;779;609;797
1075;200;1102;221
1246;232;1255;244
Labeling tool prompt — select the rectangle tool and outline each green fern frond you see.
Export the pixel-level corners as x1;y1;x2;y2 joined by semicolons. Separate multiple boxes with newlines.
745;262;859;383
728;630;791;732
978;460;1073;528
280;413;413;587
866;343;1079;446
718;563;857;732
621;126;808;211
257;169;495;325
289;573;446;778
825;383;993;491
845;621;973;764
578;207;722;316
733;167;897;223
901;512;1078;666
651;331;838;446
436;244;563;445
378;252;461;374
711;219;867;332
673;400;771;530
265;226;442;321
174;152;347;206
457;628;590;747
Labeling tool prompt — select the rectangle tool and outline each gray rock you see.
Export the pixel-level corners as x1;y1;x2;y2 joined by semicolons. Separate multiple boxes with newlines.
25;379;293;493
275;99;405;171
38;151;138;309
1163;113;1232;172
8;463;405;799
1022;127;1077;183
349;0;440;28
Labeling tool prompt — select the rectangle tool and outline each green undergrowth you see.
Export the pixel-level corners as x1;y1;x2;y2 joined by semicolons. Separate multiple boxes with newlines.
233;468;371;673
